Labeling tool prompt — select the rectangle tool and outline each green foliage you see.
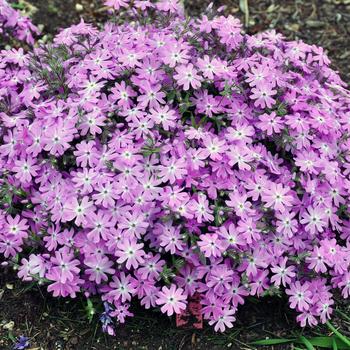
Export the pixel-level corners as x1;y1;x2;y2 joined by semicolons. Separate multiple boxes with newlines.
30;44;70;97
85;298;96;324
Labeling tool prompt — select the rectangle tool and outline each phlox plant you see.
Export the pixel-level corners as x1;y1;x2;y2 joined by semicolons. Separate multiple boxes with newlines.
0;0;350;334
0;0;39;45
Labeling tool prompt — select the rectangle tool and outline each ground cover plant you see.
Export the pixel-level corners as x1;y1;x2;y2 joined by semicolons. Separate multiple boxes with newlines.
0;0;39;45
0;0;350;345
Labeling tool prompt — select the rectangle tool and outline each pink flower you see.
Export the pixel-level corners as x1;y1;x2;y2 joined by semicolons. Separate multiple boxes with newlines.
227;122;255;144
198;233;224;258
74;141;99;168
3;48;28;66
218;223;245;248
306;246;327;273
300;206;327;235
208;307;236;332
86;211;116;243
296;310;318;327
286;281;312;311
189;194;214;223
149;105;177;131
202;136;228;161
116;239;145;269
92;181;119;208
18;254;46;281
275;211;298;238
43;225;61;251
138;253;165;280
43;119;76;156
158;157;187;184
250;83;277;109
118;210;149;238
250;270;269;296
107;272;137;303
158;223;184;254
270;257;296;287
237;218;261;244
137;81;165;109
72;168;98;194
4;215;29;239
104;0;129;10
111;81;137;110
257;112;283;135
85;255;115;284
197;55;220;79
156;284;187;316
262;183;293;212
207;265;233;294
245;64;271;87
62;196;95;226
295;151;321;175
174;64;202;91
228;146;254;170
161;43;190;68
13;157;40;183
226;192;254;218
50;248;80;284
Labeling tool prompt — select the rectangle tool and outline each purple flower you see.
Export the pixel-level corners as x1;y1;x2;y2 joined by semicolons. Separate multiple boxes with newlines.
13;336;30;350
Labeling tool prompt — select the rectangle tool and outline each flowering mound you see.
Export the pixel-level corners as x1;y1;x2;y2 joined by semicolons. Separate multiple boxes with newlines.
0;0;38;45
1;0;350;333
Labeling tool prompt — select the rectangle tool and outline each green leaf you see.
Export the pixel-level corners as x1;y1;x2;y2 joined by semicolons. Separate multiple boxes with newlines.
298;336;350;349
333;338;338;350
10;3;25;10
251;338;295;345
173;257;185;272
326;321;350;348
85;298;95;323
299;336;315;350
8;331;16;342
167;90;176;102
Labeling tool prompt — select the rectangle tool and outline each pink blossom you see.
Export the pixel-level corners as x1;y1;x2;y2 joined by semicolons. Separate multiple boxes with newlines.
156;284;187;316
115;239;145;269
174;64;202;91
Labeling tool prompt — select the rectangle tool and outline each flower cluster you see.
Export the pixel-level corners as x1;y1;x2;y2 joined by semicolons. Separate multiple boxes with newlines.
0;0;350;333
0;0;39;45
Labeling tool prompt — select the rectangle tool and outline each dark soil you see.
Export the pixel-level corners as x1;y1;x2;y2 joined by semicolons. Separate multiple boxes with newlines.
1;1;350;349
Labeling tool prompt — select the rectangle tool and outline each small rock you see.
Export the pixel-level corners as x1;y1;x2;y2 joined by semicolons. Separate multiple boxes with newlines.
284;23;300;32
70;337;78;345
75;3;84;12
3;321;14;330
306;20;325;28
38;24;45;32
6;283;14;290
267;4;279;12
